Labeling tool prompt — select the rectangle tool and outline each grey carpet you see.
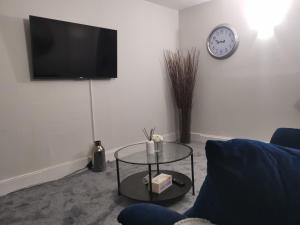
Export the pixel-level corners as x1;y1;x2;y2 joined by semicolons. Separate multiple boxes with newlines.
0;143;207;225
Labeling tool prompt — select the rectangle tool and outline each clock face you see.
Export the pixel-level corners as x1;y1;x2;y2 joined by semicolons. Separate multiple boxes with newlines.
207;24;239;59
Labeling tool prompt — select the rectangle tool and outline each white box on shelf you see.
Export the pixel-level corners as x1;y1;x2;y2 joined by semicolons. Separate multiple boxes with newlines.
150;173;172;194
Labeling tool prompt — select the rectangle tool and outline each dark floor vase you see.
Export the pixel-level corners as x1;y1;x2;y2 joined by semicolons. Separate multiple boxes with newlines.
164;49;199;144
179;108;192;143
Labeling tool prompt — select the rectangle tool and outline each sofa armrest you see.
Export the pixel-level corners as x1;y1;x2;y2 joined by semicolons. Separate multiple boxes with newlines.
270;128;300;149
118;203;186;225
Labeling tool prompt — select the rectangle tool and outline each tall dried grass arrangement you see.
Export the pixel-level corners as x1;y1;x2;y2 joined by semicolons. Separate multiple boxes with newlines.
164;49;200;143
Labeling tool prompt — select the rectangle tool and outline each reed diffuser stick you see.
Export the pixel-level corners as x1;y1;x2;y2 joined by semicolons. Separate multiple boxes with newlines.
143;128;155;141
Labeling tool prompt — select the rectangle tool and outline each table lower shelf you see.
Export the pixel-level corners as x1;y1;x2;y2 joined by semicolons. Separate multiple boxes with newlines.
119;170;192;202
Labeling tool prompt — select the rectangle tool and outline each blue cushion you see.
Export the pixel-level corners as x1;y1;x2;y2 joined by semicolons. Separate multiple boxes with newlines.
117;203;186;225
184;175;226;224
205;139;300;225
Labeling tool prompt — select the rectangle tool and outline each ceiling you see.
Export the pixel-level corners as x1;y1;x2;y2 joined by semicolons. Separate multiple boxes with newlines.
145;0;211;10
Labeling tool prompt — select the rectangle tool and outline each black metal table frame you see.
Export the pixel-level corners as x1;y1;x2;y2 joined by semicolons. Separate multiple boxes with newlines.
115;143;195;200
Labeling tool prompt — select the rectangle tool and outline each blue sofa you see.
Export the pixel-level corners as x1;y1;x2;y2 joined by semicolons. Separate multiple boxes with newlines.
117;128;300;225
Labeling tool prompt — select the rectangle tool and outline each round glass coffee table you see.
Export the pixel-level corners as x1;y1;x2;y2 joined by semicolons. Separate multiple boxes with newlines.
114;142;195;202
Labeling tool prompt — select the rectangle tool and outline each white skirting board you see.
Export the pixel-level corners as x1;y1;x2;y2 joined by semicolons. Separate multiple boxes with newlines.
0;157;89;197
0;132;229;196
191;132;231;143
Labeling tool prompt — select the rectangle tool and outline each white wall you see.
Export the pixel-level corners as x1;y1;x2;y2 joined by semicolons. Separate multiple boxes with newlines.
180;0;300;141
0;0;178;186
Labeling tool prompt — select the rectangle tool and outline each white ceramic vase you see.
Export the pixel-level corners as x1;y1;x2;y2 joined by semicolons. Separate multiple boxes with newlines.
146;140;155;154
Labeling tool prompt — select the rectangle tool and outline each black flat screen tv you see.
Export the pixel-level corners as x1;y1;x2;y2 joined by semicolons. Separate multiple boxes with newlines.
29;15;117;80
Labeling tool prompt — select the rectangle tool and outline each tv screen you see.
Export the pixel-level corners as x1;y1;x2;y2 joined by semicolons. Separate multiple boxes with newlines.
29;15;117;79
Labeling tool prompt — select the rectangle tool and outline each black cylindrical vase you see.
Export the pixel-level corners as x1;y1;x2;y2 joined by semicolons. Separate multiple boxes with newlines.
179;108;191;143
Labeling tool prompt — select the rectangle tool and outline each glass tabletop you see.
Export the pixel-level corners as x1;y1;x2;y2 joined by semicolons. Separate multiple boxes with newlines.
114;142;193;165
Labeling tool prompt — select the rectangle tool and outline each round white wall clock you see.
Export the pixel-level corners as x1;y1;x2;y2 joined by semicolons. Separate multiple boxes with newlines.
207;24;239;59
